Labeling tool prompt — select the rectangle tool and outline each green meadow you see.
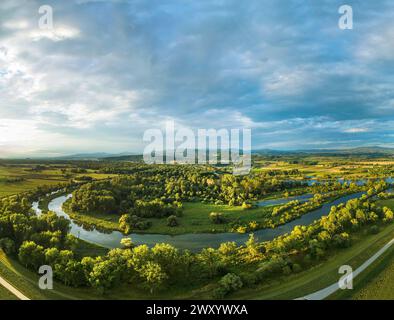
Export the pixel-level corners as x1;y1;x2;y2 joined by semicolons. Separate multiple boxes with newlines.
63;200;273;235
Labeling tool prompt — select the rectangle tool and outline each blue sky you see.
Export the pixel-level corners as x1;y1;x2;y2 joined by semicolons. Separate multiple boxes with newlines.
1;0;394;157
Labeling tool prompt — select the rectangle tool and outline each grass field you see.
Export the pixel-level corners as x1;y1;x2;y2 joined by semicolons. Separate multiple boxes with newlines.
0;282;18;300
377;198;394;210
330;245;394;300
64;200;273;235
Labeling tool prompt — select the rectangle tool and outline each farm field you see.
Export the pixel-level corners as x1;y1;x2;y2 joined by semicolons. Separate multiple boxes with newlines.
252;158;393;179
0;165;67;198
0;164;118;198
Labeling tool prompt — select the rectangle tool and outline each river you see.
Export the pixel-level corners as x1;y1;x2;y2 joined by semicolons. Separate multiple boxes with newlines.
31;191;367;251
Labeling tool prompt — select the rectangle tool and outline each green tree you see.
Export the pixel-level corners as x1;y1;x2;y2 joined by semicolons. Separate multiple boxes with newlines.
18;241;45;269
138;262;167;294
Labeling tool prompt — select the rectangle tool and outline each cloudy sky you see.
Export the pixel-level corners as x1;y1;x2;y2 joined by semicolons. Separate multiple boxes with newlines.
1;0;394;157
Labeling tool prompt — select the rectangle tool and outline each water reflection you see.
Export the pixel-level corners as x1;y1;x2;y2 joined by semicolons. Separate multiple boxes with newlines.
32;191;367;251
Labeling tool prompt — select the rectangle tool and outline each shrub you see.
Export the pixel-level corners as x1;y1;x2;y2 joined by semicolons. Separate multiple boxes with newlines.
119;214;151;233
248;221;259;230
282;265;292;275
167;215;179;227
242;202;253;210
383;207;394;222
120;238;133;248
0;238;15;255
292;263;302;273
236;226;247;233
213;273;243;298
240;272;259;287
212;286;228;299
257;256;287;277
209;212;225;224
220;273;243;291
332;232;351;248
369;225;380;234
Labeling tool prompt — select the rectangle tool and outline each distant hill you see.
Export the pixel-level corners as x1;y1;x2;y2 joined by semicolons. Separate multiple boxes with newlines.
102;154;143;162
254;146;394;157
339;146;394;154
252;149;294;155
9;146;393;162
299;146;394;156
50;152;137;161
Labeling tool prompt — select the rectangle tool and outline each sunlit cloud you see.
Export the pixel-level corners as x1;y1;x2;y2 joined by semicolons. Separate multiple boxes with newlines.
29;25;80;42
0;0;394;157
343;128;370;133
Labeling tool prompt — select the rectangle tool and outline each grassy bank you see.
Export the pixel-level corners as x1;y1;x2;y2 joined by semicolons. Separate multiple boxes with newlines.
330;245;394;300
0;283;18;300
328;198;394;300
231;221;394;300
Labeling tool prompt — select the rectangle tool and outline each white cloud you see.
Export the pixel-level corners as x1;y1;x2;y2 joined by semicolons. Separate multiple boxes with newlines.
343;128;369;133
263;68;317;96
29;25;80;42
356;26;394;61
2;20;29;30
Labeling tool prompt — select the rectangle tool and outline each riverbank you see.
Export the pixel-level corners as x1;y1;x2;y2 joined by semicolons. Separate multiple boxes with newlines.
56;187;364;237
31;190;369;251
